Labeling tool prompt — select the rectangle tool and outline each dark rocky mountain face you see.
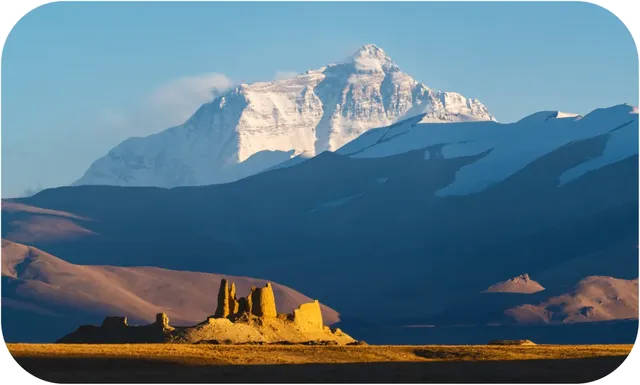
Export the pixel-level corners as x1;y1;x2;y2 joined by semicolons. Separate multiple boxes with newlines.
3;121;637;343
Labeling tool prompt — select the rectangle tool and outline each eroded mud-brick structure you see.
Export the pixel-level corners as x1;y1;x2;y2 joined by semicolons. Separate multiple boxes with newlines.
58;279;355;344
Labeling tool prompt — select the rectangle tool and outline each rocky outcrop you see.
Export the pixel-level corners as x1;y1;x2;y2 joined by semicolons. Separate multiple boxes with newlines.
102;316;128;329
59;313;175;343
58;280;355;345
156;312;173;331
483;274;545;294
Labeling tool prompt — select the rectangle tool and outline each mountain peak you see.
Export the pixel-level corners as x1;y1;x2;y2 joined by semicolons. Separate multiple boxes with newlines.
353;44;387;58
484;273;545;294
350;44;396;72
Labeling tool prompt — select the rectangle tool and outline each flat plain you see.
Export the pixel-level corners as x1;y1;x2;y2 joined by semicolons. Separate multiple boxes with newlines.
7;343;633;383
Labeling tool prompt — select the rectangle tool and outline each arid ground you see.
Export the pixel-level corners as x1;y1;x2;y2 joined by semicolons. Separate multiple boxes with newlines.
7;343;632;383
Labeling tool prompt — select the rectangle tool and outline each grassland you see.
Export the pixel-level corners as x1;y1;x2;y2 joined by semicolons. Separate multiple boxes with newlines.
7;343;633;383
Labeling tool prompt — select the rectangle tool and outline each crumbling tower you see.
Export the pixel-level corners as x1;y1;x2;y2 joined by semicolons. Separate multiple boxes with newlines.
249;283;277;318
214;279;230;317
214;280;277;318
214;279;239;318
155;312;174;331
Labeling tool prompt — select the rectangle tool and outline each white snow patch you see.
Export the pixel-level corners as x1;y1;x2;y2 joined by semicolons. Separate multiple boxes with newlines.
555;111;582;119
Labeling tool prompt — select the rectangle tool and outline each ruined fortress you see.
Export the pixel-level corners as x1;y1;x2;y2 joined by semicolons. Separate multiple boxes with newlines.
215;279;278;318
214;279;324;332
58;279;354;344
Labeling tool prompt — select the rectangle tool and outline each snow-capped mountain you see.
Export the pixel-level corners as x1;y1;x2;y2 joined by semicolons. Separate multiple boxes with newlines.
75;44;493;187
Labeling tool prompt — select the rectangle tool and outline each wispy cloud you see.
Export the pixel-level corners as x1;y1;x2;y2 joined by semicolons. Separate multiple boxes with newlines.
96;73;233;139
22;183;43;197
147;73;233;124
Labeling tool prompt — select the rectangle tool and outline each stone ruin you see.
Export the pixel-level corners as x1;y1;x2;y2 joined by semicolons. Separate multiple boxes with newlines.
58;279;355;345
215;279;278;319
212;279;323;332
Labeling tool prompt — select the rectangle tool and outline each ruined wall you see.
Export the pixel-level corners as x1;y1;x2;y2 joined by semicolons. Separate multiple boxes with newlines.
229;282;239;314
156;312;174;331
238;295;252;315
59;313;174;343
214;279;239;317
214;280;277;319
292;300;324;331
214;279;230;317
250;283;277;318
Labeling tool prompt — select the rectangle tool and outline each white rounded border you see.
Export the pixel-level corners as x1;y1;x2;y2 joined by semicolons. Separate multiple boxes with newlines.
0;0;638;384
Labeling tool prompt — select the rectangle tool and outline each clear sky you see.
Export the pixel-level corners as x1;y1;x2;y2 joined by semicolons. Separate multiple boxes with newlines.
2;2;638;198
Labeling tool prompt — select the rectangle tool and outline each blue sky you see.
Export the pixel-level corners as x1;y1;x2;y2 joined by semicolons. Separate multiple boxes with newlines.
2;2;638;198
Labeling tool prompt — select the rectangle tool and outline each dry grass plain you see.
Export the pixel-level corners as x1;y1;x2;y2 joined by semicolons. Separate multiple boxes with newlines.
7;343;634;383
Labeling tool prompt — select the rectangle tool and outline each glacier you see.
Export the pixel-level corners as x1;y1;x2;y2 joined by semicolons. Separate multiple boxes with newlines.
74;44;493;188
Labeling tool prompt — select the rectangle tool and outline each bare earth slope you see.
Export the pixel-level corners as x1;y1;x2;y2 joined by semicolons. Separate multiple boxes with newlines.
505;276;638;324
483;274;545;294
1;240;340;342
1;201;95;243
